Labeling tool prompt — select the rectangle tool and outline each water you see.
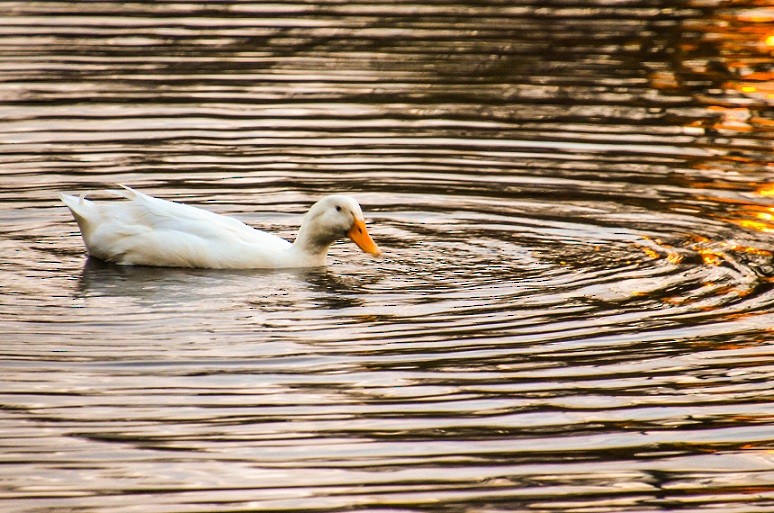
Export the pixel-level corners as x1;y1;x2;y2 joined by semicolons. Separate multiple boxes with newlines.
1;1;773;512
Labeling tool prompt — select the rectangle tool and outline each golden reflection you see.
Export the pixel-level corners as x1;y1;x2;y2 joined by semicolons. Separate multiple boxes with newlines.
638;230;772;270
720;183;774;235
756;183;774;197
677;5;774;136
634;230;771;305
725;77;774;102
696;247;724;266
716;9;774;96
636;236;684;265
706;106;753;131
726;240;774;257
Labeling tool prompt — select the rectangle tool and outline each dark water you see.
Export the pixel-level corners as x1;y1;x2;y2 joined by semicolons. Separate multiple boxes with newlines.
1;2;773;512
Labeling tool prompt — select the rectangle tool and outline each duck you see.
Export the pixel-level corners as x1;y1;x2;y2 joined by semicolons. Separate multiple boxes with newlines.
60;186;382;269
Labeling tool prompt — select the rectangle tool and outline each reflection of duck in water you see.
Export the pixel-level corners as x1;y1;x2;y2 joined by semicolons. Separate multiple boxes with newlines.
77;256;366;310
61;186;381;269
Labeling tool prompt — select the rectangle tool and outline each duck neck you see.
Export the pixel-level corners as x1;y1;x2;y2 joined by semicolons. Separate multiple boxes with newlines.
291;224;336;264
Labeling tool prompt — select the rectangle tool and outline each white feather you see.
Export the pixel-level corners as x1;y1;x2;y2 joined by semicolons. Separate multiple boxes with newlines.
60;186;380;269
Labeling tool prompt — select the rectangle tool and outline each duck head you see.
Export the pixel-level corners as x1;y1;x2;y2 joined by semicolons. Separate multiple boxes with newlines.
295;195;382;257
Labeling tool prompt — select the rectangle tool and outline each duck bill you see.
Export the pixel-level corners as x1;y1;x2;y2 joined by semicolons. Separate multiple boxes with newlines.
348;218;382;256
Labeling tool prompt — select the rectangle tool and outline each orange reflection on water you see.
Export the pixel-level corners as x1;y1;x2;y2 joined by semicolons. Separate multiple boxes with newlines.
728;211;774;233
721;183;774;235
636;236;684;265
633;233;770;268
707;106;753;131
635;230;771;308
681;5;774;133
757;183;774;197
696;245;725;266
724;73;774;102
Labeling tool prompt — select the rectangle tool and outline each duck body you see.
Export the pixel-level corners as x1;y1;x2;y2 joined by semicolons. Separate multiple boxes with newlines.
60;187;381;269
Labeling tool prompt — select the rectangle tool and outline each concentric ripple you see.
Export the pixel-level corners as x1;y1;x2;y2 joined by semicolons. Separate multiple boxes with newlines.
1;1;773;512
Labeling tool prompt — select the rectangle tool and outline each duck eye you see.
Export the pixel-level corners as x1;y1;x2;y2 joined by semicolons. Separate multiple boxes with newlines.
335;205;342;212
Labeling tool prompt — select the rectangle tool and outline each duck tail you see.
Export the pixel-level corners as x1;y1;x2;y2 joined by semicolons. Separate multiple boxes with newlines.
60;192;95;230
108;184;139;200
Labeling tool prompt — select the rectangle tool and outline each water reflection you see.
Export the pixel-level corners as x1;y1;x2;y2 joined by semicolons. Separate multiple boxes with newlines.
78;256;369;309
680;5;774;106
1;2;774;512
719;182;774;236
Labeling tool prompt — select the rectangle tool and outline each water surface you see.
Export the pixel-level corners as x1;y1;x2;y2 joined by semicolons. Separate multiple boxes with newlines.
1;2;773;512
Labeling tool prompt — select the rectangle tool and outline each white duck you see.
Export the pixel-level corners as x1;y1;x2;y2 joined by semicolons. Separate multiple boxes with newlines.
60;186;382;269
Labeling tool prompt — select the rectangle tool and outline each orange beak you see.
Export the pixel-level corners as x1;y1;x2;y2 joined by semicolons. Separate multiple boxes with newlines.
347;218;382;256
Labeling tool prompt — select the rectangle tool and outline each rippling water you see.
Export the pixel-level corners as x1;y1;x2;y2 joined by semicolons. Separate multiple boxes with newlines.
1;2;773;512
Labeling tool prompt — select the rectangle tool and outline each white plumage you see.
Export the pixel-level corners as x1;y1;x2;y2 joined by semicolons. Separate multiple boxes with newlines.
60;186;381;269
